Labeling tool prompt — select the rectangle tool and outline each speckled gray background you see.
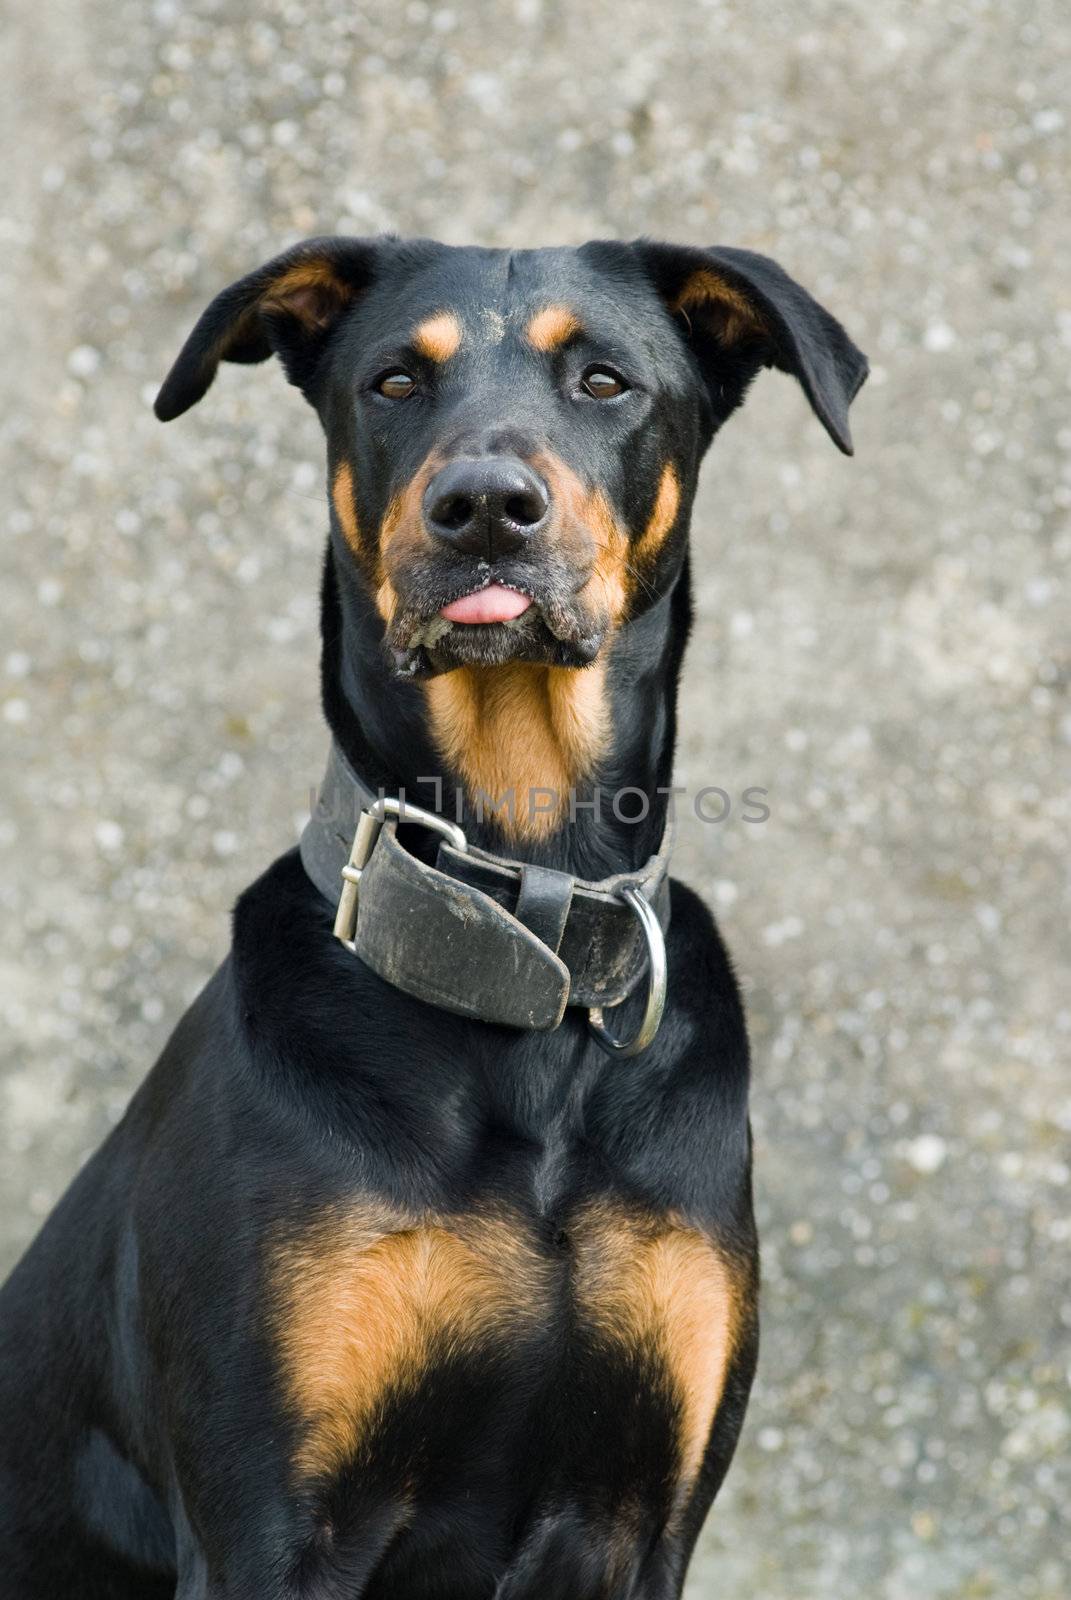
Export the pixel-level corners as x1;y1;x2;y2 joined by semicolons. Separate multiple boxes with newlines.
1;1;1068;1595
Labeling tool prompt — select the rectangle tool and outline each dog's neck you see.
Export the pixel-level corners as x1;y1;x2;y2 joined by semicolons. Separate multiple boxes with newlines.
320;544;691;878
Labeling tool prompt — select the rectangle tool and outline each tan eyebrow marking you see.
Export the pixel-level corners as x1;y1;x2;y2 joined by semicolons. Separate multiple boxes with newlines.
412;311;463;363
526;305;583;352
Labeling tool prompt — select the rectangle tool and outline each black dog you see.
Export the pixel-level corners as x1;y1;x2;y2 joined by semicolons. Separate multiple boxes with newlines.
0;236;865;1599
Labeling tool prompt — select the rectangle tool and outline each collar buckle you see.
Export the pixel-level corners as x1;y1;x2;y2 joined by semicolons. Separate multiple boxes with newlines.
333;797;468;953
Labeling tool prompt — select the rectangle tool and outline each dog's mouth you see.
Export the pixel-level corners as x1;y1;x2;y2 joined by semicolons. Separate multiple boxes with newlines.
385;565;609;678
438;584;533;626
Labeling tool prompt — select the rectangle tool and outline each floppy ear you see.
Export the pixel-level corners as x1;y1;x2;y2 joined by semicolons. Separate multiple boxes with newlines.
632;241;868;454
154;236;381;421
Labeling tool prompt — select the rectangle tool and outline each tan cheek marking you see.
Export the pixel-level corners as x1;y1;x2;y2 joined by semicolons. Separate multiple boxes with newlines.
412;311;463;363
584;484;631;623
379;453;443;564
633;463;681;569
526;305;582;352
424;661;608;840
534;452;630;628
670;268;765;344
375;451;446;620
271;1206;551;1481
331;462;361;554
572;1207;744;1490
375;576;398;625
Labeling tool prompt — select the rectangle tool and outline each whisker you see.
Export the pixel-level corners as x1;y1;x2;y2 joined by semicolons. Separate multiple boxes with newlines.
583;538;661;602
621;562;658;601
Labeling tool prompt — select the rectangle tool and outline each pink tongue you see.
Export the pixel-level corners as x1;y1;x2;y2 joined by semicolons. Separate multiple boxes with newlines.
440;585;532;625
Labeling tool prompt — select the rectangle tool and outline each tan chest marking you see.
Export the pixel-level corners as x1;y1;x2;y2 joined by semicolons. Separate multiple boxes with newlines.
423;660;609;839
271;1204;552;1479
571;1206;745;1488
272;1202;745;1493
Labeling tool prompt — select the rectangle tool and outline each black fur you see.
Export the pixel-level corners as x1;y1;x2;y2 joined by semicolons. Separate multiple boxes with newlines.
0;236;866;1598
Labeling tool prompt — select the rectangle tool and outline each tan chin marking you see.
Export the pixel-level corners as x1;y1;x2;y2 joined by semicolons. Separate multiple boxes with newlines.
571;1205;748;1493
424;661;609;839
633;463;681;571
670;269;766;345
271;1203;553;1481
412;311;463;363
526;305;583;353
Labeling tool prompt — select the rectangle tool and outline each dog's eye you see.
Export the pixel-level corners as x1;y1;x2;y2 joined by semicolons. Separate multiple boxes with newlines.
377;370;417;400
580;368;627;399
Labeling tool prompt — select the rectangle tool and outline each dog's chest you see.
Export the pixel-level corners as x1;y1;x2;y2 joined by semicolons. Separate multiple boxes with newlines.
268;1198;742;1494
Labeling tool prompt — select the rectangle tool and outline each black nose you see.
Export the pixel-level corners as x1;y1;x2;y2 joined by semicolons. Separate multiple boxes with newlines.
423;456;550;558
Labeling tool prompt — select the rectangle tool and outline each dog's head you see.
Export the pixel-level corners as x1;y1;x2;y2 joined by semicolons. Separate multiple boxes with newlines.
156;237;866;678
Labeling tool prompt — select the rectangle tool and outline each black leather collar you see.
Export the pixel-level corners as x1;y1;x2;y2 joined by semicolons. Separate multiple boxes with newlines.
299;742;673;1037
